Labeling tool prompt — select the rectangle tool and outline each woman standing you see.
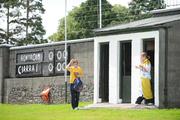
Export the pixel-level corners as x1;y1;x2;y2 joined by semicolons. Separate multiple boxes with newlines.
135;52;153;105
66;59;83;110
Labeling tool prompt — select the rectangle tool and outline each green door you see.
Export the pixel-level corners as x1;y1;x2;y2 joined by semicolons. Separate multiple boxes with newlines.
120;42;131;103
99;43;109;102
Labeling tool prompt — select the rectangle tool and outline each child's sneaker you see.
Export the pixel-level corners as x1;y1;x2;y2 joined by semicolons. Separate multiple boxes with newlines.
146;103;153;106
74;107;79;110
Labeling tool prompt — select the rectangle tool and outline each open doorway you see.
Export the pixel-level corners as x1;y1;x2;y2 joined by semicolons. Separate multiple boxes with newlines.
119;41;132;103
99;43;109;102
143;38;155;104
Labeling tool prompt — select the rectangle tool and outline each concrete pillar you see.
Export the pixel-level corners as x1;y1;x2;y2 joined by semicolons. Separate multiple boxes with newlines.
94;41;99;103
0;44;11;103
109;40;119;104
131;38;143;104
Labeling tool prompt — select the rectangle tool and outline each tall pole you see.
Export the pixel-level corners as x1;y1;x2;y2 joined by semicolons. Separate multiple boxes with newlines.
6;6;10;44
99;0;102;28
64;0;68;103
26;0;29;43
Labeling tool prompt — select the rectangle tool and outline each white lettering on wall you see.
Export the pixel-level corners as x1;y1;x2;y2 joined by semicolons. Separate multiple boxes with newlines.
17;64;39;75
19;53;42;63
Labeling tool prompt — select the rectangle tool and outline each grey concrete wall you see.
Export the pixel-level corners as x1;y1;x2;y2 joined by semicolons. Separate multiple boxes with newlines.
0;45;10;103
3;40;94;104
70;42;94;83
158;28;167;108
166;21;180;108
0;46;3;103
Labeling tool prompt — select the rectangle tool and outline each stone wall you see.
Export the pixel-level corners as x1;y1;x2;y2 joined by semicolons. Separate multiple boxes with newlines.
2;39;94;104
4;76;93;104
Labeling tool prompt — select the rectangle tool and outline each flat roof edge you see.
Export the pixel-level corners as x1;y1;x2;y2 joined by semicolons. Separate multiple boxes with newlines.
151;7;180;14
10;38;94;50
0;44;13;48
95;26;164;36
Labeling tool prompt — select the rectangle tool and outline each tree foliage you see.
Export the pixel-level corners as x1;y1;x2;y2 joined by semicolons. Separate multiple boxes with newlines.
0;0;20;44
16;0;47;45
49;0;117;41
129;0;166;20
49;7;82;41
0;0;47;45
110;4;130;25
50;0;166;41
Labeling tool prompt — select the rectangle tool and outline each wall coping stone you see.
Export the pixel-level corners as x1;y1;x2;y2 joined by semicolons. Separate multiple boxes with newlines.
0;44;13;48
10;38;94;50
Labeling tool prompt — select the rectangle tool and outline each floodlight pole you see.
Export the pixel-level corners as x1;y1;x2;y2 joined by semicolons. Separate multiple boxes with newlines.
64;0;68;103
99;0;102;28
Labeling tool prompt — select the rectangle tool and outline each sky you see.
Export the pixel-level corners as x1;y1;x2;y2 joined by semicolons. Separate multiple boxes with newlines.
42;0;132;38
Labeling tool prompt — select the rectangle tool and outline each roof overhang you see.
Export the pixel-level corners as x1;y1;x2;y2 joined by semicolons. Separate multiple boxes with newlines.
95;25;169;36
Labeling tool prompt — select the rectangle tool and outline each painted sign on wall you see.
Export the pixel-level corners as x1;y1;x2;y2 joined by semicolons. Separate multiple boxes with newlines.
16;51;43;77
16;63;42;76
17;52;43;63
15;46;70;77
47;48;69;76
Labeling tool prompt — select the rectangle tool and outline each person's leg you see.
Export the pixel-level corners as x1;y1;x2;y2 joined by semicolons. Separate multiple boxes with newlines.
145;98;154;105
135;96;144;104
70;84;76;109
75;92;80;108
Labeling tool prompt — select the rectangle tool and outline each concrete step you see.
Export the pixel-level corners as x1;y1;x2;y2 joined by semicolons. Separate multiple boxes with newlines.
83;103;157;110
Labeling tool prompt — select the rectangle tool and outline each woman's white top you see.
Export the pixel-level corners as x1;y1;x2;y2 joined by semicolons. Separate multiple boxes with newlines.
140;59;151;80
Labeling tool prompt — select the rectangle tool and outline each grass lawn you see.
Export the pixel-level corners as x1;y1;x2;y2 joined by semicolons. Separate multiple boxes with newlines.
0;103;180;120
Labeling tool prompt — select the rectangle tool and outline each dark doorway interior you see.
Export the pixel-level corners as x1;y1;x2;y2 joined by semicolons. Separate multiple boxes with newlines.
143;38;155;103
99;43;109;102
120;41;132;103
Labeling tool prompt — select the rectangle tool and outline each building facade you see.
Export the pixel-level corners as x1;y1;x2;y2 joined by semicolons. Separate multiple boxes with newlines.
94;8;180;108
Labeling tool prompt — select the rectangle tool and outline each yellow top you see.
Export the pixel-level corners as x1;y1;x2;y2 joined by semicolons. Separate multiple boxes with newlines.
67;66;83;83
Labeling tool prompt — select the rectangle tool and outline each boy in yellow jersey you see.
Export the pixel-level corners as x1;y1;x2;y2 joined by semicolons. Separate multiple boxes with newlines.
135;52;153;105
66;59;83;110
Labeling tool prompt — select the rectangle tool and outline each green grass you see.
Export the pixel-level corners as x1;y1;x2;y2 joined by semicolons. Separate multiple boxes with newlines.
0;103;180;120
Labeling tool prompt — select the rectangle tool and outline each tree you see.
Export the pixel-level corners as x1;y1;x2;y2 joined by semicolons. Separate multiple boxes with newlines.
0;0;47;45
49;0;117;41
73;0;115;39
49;7;81;41
110;4;131;25
129;0;166;20
16;0;47;45
0;0;21;44
50;0;166;42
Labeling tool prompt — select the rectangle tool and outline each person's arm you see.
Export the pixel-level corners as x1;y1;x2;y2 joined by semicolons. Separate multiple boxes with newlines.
136;65;146;71
135;65;142;70
136;64;150;72
135;65;140;69
142;63;151;72
66;59;74;71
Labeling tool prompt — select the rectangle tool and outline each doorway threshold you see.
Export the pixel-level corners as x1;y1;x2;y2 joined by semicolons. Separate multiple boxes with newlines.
83;103;157;109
